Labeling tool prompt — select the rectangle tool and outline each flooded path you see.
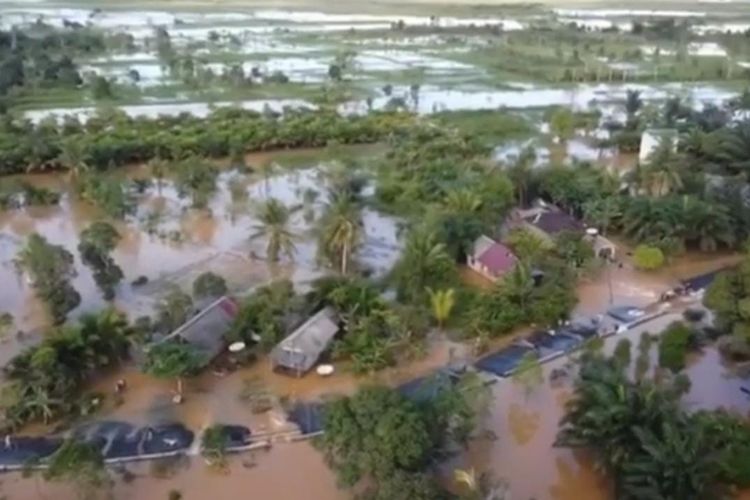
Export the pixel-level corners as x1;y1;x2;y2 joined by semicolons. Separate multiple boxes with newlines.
453;310;750;500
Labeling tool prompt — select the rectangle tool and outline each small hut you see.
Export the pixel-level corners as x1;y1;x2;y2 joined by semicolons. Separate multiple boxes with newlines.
271;307;339;377
159;296;239;365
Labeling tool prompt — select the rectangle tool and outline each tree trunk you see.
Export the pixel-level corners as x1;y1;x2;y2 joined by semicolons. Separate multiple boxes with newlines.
342;242;349;274
177;377;183;396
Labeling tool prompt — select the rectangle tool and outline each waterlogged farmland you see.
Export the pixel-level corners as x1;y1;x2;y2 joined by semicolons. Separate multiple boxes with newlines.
2;1;750;500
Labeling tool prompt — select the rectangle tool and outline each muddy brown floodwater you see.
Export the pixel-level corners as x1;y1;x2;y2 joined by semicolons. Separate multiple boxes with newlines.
447;311;750;500
0;146;395;363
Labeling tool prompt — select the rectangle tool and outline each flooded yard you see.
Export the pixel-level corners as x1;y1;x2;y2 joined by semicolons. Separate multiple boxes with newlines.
0;145;399;362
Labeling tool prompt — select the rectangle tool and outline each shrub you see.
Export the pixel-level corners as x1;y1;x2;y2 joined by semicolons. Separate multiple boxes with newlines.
613;338;632;367
633;245;665;270
658;322;693;372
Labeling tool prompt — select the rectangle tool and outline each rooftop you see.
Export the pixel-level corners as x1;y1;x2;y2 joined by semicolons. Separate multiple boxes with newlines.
525;210;584;235
472;235;517;276
271;307;339;375
162;296;239;362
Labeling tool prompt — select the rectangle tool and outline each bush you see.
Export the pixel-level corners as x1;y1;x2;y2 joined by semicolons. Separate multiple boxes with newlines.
192;272;227;299
633;244;665;271
658;322;693;372
613;338;632;367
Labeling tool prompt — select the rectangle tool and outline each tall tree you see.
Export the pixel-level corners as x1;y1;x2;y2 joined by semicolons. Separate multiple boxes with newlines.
318;192;362;274
250;198;297;262
16;234;80;324
78;221;123;300
391;228;455;303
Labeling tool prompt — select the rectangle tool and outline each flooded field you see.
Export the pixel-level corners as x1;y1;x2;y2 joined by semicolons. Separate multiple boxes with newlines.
0;145;399;362
2;0;750;498
3;0;747;119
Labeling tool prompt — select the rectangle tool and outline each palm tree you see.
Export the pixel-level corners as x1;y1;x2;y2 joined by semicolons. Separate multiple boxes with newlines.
719;120;750;174
318;192;362;274
444;189;482;215
501;262;535;310
426;288;455;328
680;196;735;251
250;198;297;262
391;229;455;303
57;139;89;181
583;197;622;235
621;422;720;499
507;146;536;207
640;139;684;197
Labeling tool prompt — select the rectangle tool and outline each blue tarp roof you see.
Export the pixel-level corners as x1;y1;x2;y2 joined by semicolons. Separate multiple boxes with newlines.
527;331;582;355
475;344;536;377
682;268;731;292
0;437;61;467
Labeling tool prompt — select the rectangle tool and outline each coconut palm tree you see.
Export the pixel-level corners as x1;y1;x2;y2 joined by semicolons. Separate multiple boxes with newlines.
426;288;455;328
57;139;89;181
250;198;297;262
318;192;362;274
507;146;536;207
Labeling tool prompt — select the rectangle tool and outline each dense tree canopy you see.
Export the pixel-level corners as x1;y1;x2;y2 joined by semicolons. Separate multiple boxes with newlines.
15;233;80;324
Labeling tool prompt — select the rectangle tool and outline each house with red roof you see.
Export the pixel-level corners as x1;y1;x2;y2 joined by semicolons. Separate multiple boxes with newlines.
467;235;518;282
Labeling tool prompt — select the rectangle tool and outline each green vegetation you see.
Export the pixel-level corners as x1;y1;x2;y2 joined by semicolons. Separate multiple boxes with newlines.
633;244;666;271
228;280;302;350
200;425;230;468
2;309;131;429
0;109;415;175
318;374;489;498
77;173;133;219
192;272;227;300
143;342;206;397
557;352;727;499
317;191;363;274
15;234;80;324
658;322;694;372
0;181;60;209
78;222;123;300
704;251;750;361
44;439;110;499
156;286;194;334
251;198;298;262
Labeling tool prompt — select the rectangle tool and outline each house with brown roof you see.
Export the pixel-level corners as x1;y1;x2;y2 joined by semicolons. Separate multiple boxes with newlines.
510;201;616;259
467;235;518;282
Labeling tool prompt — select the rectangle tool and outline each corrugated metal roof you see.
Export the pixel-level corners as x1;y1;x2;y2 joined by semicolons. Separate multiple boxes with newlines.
162;296;238;361
271;307;339;375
